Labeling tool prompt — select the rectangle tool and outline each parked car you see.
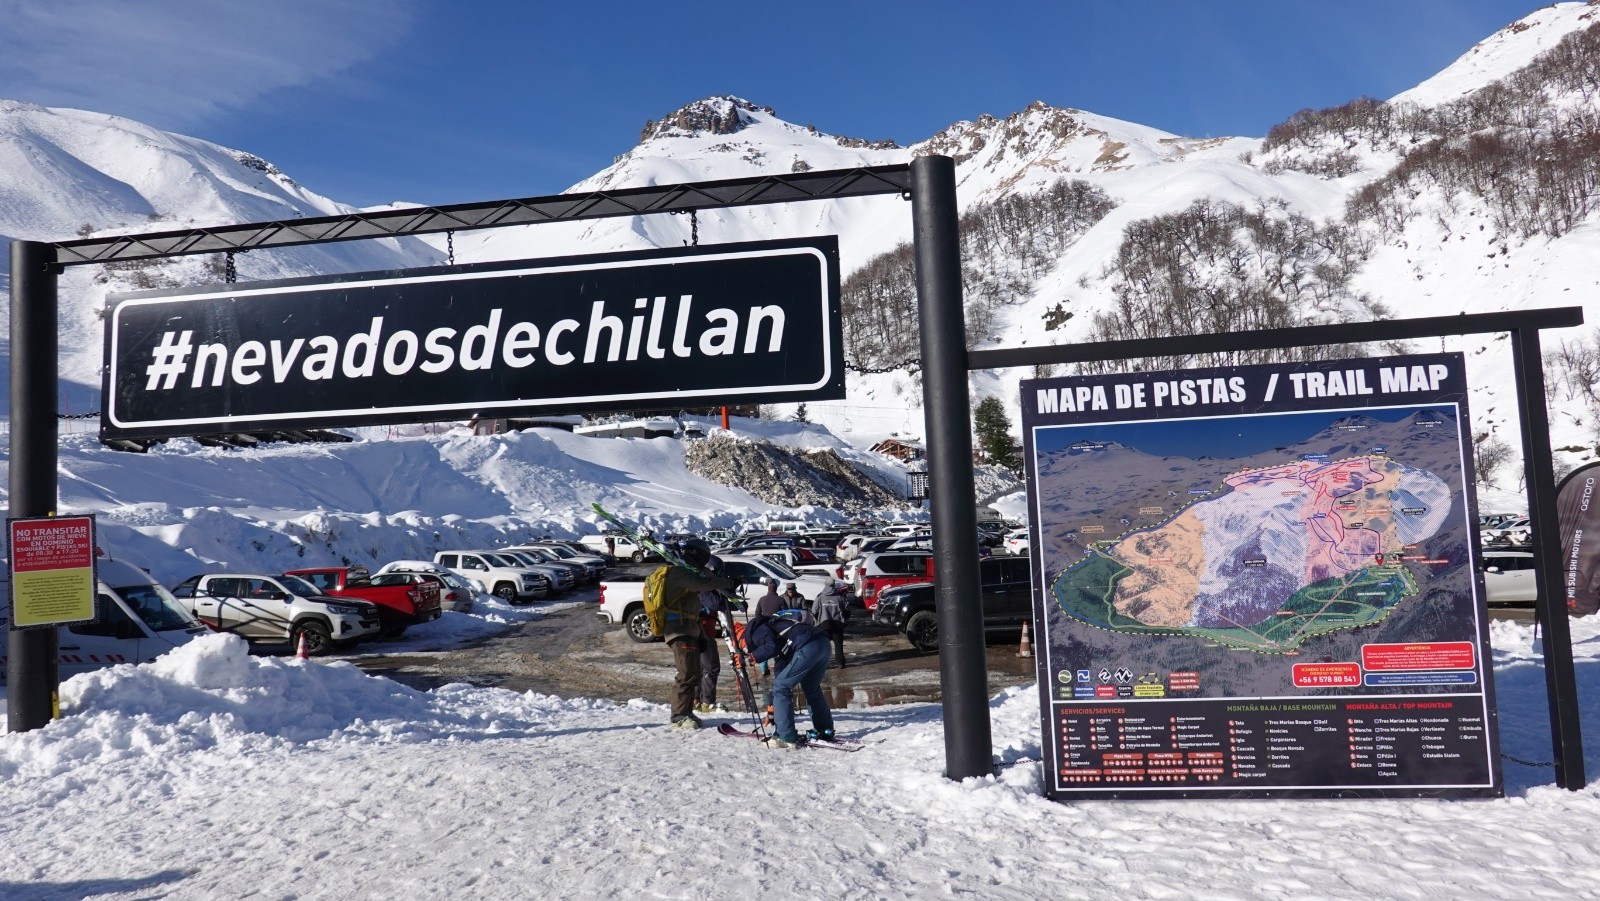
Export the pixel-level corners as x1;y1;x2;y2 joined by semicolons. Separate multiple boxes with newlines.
374;560;482;612
737;545;838;577
500;547;590;585
835;533;882;563
1481;516;1531;547
284;565;442;639
1481;549;1537;606
432;551;549;603
0;557;208;680
579;532;654;563
481;550;575;594
852;550;935;610
519;542;609;577
1002;528;1031;556
171;572;381;655
873;555;1034;651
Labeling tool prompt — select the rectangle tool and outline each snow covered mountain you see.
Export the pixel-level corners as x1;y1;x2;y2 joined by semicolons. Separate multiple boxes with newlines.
446;3;1600;482
0;100;443;406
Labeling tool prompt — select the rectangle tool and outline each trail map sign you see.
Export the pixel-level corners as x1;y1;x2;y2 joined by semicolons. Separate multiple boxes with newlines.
1021;353;1502;799
101;238;843;440
8;516;96;628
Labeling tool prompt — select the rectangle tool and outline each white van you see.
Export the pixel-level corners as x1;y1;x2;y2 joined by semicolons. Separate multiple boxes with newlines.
0;557;208;680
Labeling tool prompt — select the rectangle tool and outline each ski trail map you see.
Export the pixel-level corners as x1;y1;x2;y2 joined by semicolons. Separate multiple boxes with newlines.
1020;354;1502;801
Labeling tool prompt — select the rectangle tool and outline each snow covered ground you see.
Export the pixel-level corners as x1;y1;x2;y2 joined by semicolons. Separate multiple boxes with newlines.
0;614;1594;899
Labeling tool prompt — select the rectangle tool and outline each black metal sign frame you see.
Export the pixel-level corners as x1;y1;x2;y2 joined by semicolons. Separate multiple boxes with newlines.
101;238;843;439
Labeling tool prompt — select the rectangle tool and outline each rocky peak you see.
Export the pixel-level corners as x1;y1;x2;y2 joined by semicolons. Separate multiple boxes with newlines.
640;96;773;142
918;101;1086;164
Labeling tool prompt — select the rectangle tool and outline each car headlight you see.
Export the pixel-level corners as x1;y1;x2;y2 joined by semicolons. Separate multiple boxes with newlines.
325;603;366;616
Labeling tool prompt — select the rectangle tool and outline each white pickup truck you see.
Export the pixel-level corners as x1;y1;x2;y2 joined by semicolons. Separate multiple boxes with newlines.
433;551;549;603
597;554;848;643
579;532;657;563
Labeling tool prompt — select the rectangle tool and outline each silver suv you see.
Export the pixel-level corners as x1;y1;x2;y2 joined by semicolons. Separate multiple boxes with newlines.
171;573;380;655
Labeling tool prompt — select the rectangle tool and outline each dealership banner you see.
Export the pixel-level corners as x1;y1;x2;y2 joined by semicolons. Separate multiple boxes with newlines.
1557;461;1600;617
102;238;843;439
1021;353;1502;800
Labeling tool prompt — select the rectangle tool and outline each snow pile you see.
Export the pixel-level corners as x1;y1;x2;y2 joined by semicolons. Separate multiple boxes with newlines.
0;616;1594;898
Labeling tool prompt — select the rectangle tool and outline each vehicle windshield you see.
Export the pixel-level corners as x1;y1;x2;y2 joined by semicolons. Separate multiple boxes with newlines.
760;560;801;580
484;553;522;568
111;582;202;632
278;575;321;597
541;545;577;559
439;573;474;592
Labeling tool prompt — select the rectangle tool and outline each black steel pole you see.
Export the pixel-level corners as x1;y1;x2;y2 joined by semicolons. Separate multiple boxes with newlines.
7;240;61;732
1510;327;1586;789
911;155;991;780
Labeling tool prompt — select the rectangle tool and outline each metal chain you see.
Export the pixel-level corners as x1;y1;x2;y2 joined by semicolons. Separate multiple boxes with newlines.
224;250;243;283
845;357;922;374
1501;753;1556;768
674;210;700;246
447;230;455;265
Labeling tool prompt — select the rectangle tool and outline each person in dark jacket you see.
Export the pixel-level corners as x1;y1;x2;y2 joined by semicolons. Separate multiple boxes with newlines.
751;577;784;677
696;556;734;713
752;577;784;616
660;539;741;730
745;609;835;748
810;580;849;668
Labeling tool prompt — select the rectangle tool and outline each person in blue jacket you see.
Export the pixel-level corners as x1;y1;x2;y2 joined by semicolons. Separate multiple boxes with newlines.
744;608;835;748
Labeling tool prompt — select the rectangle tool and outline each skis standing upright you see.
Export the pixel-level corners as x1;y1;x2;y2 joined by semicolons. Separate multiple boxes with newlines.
592;504;766;739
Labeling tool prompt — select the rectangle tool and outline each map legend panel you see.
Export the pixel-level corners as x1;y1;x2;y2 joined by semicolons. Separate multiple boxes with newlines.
1022;353;1502;801
1053;697;1491;792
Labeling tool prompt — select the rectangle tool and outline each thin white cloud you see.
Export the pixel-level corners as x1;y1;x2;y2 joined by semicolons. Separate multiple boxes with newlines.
0;0;418;127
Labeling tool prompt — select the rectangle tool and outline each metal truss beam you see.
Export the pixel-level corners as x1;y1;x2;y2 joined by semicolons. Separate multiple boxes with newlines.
966;308;1584;369
46;165;914;267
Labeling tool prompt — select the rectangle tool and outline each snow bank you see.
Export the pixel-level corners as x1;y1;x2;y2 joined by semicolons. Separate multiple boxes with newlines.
0;616;1594;899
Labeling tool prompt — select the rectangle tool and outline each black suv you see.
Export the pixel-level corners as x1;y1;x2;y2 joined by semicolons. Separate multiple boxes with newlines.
872;555;1033;652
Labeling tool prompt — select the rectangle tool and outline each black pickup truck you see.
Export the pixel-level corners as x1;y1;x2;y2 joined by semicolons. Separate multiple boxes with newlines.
871;555;1033;652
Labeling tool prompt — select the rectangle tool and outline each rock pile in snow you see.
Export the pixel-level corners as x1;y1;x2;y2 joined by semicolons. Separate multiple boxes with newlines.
686;432;910;511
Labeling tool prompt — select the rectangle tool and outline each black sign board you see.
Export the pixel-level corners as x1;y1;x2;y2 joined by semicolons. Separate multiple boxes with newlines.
1020;353;1502;799
102;238;843;439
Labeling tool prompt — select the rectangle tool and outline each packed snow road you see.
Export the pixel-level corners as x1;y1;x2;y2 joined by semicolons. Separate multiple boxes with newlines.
351;586;1038;707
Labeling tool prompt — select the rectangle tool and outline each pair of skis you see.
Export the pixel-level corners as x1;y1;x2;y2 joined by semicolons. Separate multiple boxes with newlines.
715;722;871;751
591;504;767;739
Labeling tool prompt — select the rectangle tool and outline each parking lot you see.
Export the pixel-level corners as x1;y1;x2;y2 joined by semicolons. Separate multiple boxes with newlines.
354;578;1038;709
350;567;1537;709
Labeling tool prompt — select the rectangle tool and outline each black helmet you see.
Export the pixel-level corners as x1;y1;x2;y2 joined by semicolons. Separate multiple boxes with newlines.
679;537;712;568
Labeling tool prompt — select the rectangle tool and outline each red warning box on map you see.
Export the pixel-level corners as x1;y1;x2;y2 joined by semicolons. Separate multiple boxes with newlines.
1291;662;1362;687
1361;642;1475;671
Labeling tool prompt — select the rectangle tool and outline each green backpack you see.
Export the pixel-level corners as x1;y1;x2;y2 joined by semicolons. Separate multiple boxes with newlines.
643;565;673;636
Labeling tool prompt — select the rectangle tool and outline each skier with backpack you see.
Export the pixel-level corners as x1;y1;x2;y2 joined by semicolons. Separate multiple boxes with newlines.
744;606;836;749
695;556;738;714
645;538;741;730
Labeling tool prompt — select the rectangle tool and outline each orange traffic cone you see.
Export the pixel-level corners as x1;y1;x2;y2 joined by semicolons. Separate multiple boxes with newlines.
295;631;310;659
1017;621;1034;658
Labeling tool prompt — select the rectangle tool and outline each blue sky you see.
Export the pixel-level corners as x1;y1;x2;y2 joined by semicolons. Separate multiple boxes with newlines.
0;0;1550;208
